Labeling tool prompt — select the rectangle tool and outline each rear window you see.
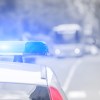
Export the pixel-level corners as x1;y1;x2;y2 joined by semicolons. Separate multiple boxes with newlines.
0;83;50;100
30;86;50;100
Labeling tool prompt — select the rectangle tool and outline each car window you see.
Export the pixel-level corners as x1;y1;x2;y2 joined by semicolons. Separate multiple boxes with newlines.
0;83;50;100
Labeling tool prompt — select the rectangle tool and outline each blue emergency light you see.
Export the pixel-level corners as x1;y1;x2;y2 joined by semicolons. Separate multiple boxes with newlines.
0;41;49;62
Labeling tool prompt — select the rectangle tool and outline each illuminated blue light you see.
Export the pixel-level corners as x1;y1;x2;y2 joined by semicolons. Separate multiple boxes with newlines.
0;41;25;55
0;41;49;56
0;45;10;50
24;42;49;56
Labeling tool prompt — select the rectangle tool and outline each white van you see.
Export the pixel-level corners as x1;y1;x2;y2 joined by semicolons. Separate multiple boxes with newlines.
51;24;84;58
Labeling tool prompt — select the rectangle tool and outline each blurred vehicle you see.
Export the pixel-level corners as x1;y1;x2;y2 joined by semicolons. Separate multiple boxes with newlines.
0;41;67;100
85;44;99;55
84;36;99;55
51;24;85;58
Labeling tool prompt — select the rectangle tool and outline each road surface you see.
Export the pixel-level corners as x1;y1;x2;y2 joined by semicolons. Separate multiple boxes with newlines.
36;54;100;100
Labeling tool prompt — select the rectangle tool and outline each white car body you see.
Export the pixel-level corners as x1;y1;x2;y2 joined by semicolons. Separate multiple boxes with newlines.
0;61;67;100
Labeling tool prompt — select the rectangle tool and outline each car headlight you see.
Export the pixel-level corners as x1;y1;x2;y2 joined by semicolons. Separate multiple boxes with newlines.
55;49;61;55
74;48;80;54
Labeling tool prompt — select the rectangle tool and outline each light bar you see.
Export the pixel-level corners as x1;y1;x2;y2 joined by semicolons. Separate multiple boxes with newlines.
0;41;49;56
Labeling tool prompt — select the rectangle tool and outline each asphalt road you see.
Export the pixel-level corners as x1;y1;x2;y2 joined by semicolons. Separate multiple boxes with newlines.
36;54;100;100
66;55;100;100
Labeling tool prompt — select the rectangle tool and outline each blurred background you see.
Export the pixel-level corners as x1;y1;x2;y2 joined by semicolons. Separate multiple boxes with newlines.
0;0;100;100
0;0;99;43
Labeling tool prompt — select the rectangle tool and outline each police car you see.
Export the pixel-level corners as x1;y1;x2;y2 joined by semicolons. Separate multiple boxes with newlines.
0;41;67;100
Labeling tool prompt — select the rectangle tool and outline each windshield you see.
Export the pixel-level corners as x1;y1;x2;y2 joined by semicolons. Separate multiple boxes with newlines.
53;31;81;44
0;82;35;99
0;83;50;100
